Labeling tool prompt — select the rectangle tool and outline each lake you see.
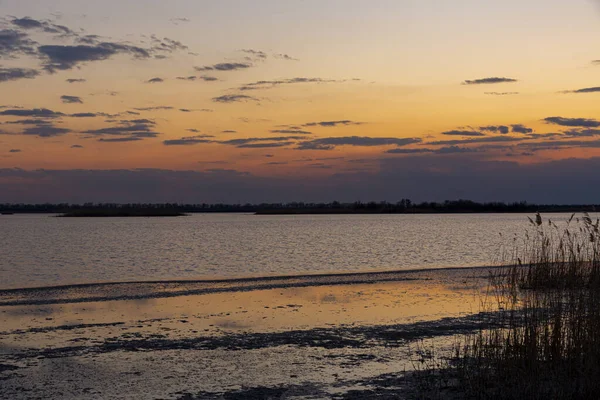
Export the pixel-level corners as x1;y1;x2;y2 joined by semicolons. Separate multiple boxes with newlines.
0;213;576;289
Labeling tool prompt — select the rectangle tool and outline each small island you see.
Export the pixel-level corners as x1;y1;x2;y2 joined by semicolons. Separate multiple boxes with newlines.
58;208;187;217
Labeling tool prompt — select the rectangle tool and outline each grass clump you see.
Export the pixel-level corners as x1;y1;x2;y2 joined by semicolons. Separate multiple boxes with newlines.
441;213;600;399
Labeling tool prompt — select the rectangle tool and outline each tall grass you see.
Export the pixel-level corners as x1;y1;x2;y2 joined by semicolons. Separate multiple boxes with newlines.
447;213;600;399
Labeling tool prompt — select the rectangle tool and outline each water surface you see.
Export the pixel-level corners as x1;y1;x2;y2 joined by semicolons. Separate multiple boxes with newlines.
0;213;572;289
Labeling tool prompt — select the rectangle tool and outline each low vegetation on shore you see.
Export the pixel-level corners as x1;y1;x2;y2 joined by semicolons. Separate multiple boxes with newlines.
58;208;186;217
2;200;600;215
420;213;600;399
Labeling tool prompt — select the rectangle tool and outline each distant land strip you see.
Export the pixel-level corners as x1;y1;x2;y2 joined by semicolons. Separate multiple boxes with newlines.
0;200;599;215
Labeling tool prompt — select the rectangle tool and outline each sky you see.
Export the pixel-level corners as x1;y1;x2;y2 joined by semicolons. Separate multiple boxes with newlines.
2;0;600;203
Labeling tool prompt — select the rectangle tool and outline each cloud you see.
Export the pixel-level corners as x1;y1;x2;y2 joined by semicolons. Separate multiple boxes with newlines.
66;78;86;83
296;136;422;150
222;130;237;133
563;129;600;137
8;149;21;153
484;92;519;96
212;94;258;103
195;63;252;71
149;35;188;53
518;139;600;151
570;87;600;93
133;106;174;111
0;29;37;57
60;95;83;104
169;17;190;25
239;77;344;90
71;144;83;148
274;53;299;61
175;75;218;82
179;108;213;113
220;136;304;147
38;43;151;72
0;67;40;82
70;112;97;118
241;49;267;59
441;130;485;137
265;161;288;165
387;146;477;155
511;124;533;134
82;120;159;140
0;108;64;118
463;77;518;85
98;137;143;143
236;142;293;148
163;136;215;145
544;116;600;128
23;125;71;137
480;126;509;134
428;136;527;146
5;118;52;125
146;77;164;83
10;17;74;36
303;120;362;127
270;129;312;135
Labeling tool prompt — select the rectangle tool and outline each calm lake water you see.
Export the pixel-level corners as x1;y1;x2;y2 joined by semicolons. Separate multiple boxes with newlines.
0;213;579;289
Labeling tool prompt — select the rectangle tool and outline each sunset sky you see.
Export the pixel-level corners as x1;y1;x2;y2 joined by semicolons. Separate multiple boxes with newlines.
2;0;600;203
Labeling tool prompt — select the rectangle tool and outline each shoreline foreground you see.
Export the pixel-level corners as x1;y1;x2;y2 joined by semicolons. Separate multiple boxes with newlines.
0;268;488;399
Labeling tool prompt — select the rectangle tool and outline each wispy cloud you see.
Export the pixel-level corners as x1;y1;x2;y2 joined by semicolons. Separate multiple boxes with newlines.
387;145;477;155
511;124;533;134
82;119;160;141
484;92;519;96
10;17;74;36
480;126;509;134
195;63;252;72
39;43;151;72
274;53;299;61
0;108;64;118
176;75;218;82
442;130;485;137
463;77;518;85
0;29;37;57
296;136;421;150
163;136;214;146
60;95;83;104
240;49;267;59
270;129;312;135
303;120;363;127
239;77;345;90
428;136;528;146
133;106;174;111
212;94;258;103
0;67;39;82
567;86;600;94
544;116;600;128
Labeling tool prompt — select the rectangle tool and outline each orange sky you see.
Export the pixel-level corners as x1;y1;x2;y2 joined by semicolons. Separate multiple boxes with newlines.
2;1;600;202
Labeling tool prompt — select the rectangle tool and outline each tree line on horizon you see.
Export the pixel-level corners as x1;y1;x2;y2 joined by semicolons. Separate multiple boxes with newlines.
0;200;598;214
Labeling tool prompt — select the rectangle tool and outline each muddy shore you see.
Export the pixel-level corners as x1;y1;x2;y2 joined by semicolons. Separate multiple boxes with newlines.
0;268;493;399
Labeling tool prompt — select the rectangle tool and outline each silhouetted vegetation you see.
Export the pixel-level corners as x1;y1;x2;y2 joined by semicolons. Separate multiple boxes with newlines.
1;199;599;215
420;213;600;398
58;208;187;217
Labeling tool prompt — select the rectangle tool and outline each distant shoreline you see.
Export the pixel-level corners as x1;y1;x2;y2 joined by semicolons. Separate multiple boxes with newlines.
1;199;599;215
57;209;187;217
